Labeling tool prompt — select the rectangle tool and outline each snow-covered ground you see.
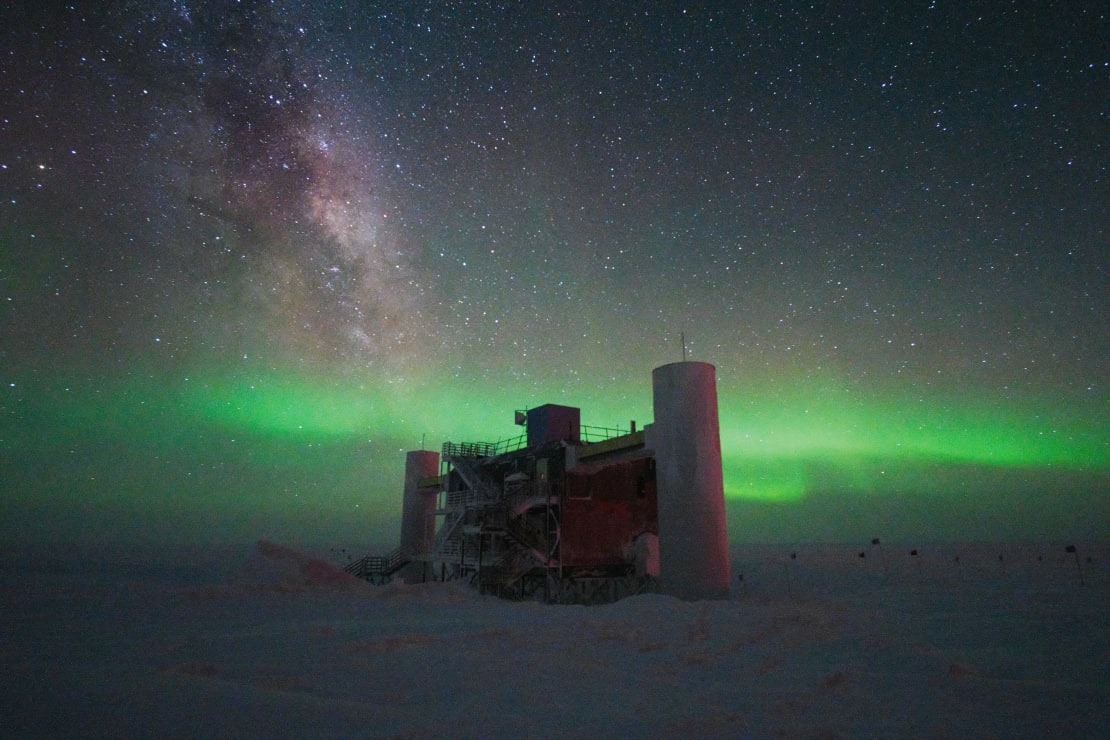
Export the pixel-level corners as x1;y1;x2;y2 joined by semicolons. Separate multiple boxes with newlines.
3;540;1107;738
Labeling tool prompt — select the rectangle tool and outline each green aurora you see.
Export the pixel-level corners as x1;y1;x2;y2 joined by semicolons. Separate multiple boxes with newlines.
5;363;1106;546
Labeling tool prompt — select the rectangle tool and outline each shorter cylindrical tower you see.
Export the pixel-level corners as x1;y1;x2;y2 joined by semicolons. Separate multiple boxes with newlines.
650;361;730;600
399;450;439;584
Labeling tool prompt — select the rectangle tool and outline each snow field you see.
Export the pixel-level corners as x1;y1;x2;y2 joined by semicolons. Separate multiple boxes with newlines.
2;541;1106;737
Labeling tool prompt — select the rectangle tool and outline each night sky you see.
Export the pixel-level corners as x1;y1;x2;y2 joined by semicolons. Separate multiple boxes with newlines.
2;2;1106;548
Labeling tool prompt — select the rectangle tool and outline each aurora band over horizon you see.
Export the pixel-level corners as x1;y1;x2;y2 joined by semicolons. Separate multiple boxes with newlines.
6;361;1106;547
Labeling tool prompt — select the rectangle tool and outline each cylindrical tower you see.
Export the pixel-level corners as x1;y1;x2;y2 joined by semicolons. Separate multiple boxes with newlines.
399;450;440;584
650;361;730;600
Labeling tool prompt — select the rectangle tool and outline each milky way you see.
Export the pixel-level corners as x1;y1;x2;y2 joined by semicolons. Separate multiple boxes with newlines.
2;2;1106;545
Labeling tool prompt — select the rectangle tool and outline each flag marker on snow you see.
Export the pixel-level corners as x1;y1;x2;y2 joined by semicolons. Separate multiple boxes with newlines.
871;538;888;576
1065;545;1085;586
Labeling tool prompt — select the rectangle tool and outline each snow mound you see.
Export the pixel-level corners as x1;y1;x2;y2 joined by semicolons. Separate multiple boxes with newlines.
226;540;370;593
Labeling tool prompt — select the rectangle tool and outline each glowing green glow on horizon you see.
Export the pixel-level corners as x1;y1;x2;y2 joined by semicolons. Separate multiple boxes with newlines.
149;368;1110;477
719;387;1104;468
173;369;653;450
180;373;395;439
22;366;1105;514
714;380;1107;501
166;367;1107;508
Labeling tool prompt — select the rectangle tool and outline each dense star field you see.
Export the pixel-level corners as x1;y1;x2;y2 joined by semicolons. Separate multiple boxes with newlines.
2;2;1106;546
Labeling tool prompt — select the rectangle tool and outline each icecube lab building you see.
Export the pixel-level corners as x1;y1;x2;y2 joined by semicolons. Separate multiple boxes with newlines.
347;362;730;603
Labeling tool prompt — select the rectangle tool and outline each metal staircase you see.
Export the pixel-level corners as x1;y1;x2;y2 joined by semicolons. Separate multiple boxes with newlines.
443;454;502;506
344;547;409;584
